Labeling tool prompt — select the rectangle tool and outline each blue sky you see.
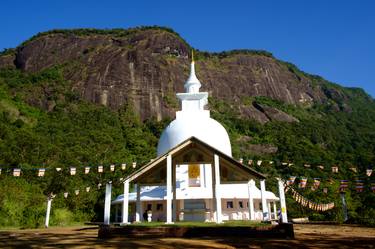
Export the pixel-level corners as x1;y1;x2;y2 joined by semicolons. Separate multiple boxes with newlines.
1;0;374;97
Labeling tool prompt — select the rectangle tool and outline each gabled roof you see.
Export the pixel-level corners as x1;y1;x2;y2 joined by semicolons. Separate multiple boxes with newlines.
125;136;266;182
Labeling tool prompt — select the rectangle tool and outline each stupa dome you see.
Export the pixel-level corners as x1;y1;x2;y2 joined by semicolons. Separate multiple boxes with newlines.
157;53;232;156
157;115;232;156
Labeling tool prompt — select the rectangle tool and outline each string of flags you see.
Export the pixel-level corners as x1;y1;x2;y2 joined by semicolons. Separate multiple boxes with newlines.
286;176;375;193
0;162;140;177
287;186;335;211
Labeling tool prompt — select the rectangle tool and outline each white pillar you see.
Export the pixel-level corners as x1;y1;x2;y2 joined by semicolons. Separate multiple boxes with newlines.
214;154;223;223
247;180;255;220
273;202;277;220
260;179;269;221
277;178;288;223
135;183;142;222
122;179;130;224
104;182;112;225
45;196;52;228
166;154;173;224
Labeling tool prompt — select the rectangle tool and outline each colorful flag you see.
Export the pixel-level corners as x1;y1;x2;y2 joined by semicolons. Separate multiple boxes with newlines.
355;180;364;193
287;176;296;186
70;167;76;176
13;168;21;177
84;167;90;174
313;178;321;189
298;177;308;189
38;168;46;177
339;180;349;192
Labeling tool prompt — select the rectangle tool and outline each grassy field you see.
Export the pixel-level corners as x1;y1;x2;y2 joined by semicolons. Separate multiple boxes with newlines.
0;224;374;248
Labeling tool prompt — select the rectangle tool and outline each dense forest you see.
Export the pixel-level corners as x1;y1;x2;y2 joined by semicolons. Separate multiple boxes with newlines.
0;27;374;227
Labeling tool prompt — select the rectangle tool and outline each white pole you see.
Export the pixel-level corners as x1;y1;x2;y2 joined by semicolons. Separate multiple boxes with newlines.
122;179;130;224
277;178;288;223
247;180;255;220
214;154;223;223
45;196;52;228
260;179;269;221
135;183;142;222
166;154;173;224
104;182;112;225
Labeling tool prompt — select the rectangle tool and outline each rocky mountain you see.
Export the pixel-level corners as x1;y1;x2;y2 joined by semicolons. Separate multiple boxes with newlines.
1;27;364;123
1;27;374;226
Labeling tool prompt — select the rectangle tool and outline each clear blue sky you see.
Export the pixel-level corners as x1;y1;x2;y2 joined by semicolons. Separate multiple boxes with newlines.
1;0;374;97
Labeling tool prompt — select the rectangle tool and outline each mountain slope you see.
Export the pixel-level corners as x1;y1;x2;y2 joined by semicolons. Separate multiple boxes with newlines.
0;26;374;226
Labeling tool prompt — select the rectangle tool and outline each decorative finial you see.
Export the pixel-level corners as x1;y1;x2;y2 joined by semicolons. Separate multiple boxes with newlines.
192;50;194;63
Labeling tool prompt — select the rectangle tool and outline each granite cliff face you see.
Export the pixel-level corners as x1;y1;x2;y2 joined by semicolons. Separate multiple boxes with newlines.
0;28;352;122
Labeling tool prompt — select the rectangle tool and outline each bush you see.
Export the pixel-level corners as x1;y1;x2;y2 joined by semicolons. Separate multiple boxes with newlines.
51;208;74;226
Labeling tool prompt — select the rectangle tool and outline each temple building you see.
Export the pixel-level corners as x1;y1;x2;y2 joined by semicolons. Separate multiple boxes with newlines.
111;55;287;224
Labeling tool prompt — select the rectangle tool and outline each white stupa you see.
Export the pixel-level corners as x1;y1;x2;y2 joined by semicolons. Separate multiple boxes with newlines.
157;52;232;156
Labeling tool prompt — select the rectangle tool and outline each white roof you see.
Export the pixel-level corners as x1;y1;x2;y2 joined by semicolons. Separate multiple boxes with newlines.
111;184;279;205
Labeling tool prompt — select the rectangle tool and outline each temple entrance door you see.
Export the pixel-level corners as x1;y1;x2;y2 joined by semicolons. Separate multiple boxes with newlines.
183;199;206;221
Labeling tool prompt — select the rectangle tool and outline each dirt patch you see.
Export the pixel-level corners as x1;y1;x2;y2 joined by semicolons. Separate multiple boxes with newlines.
0;224;374;249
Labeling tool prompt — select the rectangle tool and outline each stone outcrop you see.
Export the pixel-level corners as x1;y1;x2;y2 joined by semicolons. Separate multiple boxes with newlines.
0;28;337;121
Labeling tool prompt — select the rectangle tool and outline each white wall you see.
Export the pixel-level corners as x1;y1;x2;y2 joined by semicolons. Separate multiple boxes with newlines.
176;164;213;199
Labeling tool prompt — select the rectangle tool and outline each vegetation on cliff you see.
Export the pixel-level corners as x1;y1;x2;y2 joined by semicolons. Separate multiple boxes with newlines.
0;27;374;227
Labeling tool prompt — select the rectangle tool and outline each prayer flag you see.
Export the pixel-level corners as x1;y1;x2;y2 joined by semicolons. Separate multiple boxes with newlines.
257;160;262;166
248;160;253;166
317;165;324;170
56;167;62;172
38;168;46;177
13;168;21;177
298;177;308;189
84;167;90;174
304;164;311;168
110;164;115;172
313;178;321;189
349;167;357;173
98;165;103;173
287;176;296;186
70;167;76;176
86;187;90;192
121;163;126;170
64;192;68;198
355;180;364;193
339;180;349;192
75;190;79;195
332;166;339;173
132;162;137;168
366;169;372;177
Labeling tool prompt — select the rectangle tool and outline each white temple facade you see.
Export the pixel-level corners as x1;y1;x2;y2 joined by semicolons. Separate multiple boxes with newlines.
111;55;287;224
